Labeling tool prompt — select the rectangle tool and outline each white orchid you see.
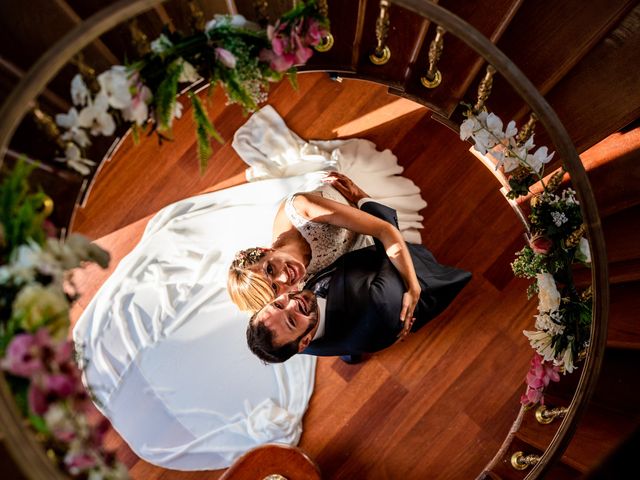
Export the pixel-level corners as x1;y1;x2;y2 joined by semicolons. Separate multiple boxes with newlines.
555;342;576;373
56;107;91;148
525;146;554;173
77;93;115;136
70;74;90;107
97;66;132;110
56;143;96;176
121;83;152;126
205;14;258;35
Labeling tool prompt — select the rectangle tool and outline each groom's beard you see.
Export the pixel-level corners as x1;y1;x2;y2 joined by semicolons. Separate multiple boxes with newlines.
296;290;319;338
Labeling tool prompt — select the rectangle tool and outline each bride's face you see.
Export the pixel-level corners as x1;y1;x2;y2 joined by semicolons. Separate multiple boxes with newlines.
254;249;306;296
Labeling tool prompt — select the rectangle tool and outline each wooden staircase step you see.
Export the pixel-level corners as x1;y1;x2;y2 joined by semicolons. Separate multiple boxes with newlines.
601;203;640;264
484;0;635;125
516;397;638;474
544;348;640;416
608;281;640;349
400;0;523;118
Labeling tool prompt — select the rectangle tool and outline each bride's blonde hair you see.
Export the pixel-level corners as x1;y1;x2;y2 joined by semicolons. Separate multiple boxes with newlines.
227;247;275;312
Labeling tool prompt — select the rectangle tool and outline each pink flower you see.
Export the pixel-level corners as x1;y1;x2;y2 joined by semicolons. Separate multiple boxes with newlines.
28;383;49;415
292;32;313;64
305;19;324;46
65;451;97;475
529;234;553;255
215;47;237;69
45;373;77;397
520;353;561;405
1;330;52;378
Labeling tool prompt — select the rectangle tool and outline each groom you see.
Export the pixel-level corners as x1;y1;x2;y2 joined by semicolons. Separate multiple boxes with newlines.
246;200;472;363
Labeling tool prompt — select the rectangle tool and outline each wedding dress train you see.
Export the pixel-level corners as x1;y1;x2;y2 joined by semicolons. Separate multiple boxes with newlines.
72;105;427;470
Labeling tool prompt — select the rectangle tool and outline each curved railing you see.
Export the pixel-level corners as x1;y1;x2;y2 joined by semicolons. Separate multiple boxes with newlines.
0;0;609;478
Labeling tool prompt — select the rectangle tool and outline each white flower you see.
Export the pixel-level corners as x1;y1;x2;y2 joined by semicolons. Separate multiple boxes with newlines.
561;188;578;204
97;66;132;110
535;310;565;336
70;74;90;107
551;211;568;227
525;146;555;173
577;237;591;264
485;112;503;136
56;107;91;148
555;343;576;373
151;33;173;56
205;14;257;34
504;120;518;138
121;84;152;126
536;273;561;313
459;117;477;140
77;93;115;136
56;143;96;176
177;58;202;83
524;329;556;362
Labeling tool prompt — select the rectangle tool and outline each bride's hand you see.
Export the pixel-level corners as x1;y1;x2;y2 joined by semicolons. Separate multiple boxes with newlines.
398;285;421;339
322;171;370;205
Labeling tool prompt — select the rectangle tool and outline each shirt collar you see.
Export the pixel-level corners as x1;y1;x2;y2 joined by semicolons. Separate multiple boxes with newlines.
312;297;327;340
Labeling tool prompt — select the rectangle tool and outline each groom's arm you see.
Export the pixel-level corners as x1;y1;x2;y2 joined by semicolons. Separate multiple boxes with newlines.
359;200;400;229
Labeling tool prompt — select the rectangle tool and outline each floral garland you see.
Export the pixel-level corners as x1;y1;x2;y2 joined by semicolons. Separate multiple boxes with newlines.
54;1;328;174
0;160;126;478
460;108;592;406
1;2;329;477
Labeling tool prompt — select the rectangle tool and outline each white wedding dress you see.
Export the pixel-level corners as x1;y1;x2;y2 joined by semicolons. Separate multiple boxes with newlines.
72;105;426;471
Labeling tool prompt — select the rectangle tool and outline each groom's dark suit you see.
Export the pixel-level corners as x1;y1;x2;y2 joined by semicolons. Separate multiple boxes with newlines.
303;201;471;357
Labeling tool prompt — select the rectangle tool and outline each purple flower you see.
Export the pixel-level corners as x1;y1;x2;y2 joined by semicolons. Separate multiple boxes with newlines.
65;450;97;475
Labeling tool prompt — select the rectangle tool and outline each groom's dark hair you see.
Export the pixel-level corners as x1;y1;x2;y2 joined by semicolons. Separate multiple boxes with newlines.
246;316;300;363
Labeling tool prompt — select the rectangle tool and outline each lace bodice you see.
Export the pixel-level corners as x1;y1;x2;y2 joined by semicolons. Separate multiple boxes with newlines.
285;185;373;279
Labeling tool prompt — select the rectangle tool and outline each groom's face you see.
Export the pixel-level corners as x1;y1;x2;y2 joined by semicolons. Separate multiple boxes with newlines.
253;290;319;348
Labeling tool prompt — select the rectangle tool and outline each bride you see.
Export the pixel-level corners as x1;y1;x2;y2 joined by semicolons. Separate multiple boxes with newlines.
227;170;422;330
72;104;427;471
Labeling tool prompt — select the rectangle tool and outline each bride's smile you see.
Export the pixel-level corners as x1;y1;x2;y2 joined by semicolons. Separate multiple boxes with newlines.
257;249;307;294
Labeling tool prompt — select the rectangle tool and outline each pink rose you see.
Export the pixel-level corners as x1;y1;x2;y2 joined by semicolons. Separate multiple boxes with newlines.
529;234;553;255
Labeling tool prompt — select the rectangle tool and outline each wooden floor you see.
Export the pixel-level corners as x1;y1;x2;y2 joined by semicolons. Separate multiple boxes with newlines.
70;72;537;480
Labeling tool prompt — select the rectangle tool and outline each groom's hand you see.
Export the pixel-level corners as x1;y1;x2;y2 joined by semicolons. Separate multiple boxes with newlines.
322;171;369;205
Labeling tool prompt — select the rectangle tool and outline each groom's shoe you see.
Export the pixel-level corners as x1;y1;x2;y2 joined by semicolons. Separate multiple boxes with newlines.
340;354;363;365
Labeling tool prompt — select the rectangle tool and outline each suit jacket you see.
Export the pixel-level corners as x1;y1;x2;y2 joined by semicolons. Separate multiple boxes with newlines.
303;201;471;357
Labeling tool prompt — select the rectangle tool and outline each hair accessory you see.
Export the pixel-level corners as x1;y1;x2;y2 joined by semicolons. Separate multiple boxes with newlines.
232;247;269;269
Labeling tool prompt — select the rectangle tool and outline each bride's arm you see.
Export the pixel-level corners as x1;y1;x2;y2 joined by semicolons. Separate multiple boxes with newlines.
293;193;421;328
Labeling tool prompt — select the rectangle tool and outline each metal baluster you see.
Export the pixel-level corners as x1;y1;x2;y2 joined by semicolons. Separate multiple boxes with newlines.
511;451;541;470
421;26;445;88
535;405;569;425
187;0;206;32
369;0;391;65
315;0;334;52
473;64;496;113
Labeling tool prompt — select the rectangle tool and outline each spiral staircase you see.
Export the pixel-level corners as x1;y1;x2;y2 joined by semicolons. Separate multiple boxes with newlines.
0;0;638;479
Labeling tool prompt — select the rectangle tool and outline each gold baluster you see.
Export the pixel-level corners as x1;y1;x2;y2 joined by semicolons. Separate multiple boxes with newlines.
421;26;445;88
129;19;151;57
187;0;206;32
535;405;569;425
70;54;100;94
516;112;538;146
30;104;65;150
369;0;391;65
511;451;541;471
314;0;334;52
473;64;496;113
580;285;593;302
566;224;587;248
